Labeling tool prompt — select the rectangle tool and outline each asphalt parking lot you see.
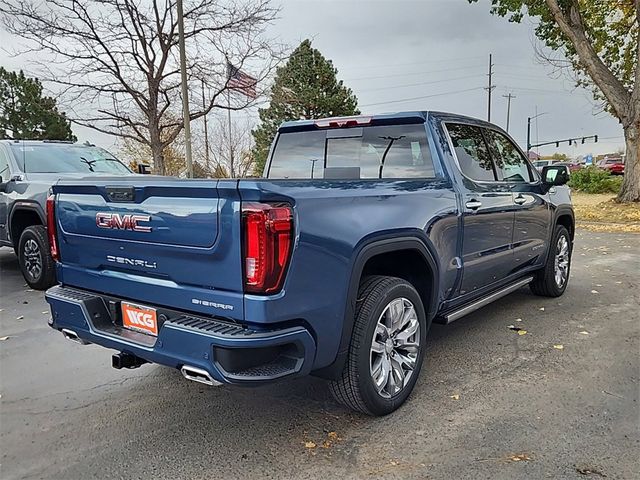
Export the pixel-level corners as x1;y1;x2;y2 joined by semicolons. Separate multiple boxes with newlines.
1;229;638;480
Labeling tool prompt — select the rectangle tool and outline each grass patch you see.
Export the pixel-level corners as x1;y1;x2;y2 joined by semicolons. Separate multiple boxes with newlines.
572;193;640;233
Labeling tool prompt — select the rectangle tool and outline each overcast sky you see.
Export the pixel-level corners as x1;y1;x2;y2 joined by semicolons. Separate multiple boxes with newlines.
0;0;627;158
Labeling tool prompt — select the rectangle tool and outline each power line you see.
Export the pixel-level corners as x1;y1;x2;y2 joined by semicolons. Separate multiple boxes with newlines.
343;64;485;82
357;74;481;93
360;87;484;108
339;56;486;72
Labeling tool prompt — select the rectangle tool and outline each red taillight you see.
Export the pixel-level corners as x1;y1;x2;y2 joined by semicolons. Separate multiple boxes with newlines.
242;202;293;294
46;194;59;261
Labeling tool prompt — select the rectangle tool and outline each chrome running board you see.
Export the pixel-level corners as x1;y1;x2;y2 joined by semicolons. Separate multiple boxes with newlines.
443;276;534;324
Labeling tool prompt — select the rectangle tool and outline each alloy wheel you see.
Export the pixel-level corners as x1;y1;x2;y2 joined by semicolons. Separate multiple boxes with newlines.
23;238;43;281
554;235;569;288
370;297;420;398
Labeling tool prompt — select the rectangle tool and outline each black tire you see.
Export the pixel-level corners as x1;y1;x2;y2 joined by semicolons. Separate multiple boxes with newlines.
18;225;56;290
329;275;427;416
530;225;571;297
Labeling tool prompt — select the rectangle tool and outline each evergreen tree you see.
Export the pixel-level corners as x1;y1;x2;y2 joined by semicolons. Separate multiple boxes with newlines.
252;40;359;174
0;68;75;141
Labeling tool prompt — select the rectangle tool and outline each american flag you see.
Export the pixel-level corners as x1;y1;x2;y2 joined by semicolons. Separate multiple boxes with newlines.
227;61;257;99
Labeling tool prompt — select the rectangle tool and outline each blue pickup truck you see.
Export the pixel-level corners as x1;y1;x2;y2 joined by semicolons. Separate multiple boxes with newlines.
45;111;573;415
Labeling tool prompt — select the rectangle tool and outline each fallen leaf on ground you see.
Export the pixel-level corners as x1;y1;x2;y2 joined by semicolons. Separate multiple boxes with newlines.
579;331;589;335
42;311;48;315
304;441;316;449
327;431;338;441
615;281;622;284
591;290;599;294
508;453;531;462
539;307;545;311
515;318;522;322
321;440;331;448
507;325;527;335
595;284;602;287
0;336;10;341
575;464;606;476
16;316;24;320
450;394;460;400
553;344;564;350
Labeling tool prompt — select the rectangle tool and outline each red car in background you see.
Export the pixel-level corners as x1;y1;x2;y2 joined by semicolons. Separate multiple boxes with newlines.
597;158;625;175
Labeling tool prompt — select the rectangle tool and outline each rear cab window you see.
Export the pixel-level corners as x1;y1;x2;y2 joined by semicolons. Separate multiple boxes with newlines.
445;123;496;182
267;124;435;179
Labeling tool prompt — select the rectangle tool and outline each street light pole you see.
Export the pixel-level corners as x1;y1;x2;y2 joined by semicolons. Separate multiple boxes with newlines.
527;111;548;153
177;0;194;178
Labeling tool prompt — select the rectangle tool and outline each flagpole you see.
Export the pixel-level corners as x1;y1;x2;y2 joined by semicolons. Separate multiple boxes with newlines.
227;87;234;178
202;80;210;171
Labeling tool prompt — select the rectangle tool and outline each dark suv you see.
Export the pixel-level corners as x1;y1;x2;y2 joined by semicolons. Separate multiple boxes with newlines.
0;140;132;289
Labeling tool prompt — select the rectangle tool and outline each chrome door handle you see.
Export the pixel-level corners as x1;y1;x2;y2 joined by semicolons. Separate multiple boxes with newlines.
514;195;526;205
465;199;482;210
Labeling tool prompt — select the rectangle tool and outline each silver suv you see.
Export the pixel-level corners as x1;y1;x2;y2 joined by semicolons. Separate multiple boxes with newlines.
0;140;133;289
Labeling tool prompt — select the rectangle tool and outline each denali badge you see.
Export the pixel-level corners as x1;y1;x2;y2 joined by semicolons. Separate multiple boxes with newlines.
107;255;157;269
96;212;152;232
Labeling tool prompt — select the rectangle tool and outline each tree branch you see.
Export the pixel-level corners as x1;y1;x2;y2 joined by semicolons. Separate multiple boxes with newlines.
544;0;632;121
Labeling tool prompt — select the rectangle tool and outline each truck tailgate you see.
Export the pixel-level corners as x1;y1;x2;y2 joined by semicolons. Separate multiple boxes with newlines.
53;178;244;318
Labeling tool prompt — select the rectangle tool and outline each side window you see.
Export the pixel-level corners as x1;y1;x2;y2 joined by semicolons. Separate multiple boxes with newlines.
0;147;9;180
485;130;532;182
446;123;495;181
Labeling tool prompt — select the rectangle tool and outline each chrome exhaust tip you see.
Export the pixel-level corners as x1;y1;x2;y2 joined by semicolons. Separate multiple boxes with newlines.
61;328;90;345
180;365;222;386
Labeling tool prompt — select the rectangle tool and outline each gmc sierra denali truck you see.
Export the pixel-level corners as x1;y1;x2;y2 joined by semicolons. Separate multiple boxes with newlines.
45;111;574;415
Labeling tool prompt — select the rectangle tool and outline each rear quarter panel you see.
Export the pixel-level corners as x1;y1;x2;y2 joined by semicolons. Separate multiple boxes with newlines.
239;178;459;368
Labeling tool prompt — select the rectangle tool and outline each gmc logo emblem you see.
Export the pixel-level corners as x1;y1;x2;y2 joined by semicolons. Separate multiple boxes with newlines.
96;213;152;232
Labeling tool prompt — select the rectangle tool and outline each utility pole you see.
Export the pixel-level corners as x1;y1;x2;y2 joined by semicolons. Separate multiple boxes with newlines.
201;80;210;171
502;93;515;132
176;0;193;178
485;53;495;122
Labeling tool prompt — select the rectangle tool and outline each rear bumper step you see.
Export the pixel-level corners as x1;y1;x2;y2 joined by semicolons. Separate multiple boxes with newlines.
45;285;316;385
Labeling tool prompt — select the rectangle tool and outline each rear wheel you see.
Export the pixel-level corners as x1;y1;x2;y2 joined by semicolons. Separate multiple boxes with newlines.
18;225;56;290
329;276;427;416
530;225;571;297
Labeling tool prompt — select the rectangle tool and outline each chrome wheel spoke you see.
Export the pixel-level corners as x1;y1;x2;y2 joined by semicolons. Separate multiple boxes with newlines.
371;339;385;354
396;341;419;354
395;317;419;344
390;357;405;393
372;355;391;392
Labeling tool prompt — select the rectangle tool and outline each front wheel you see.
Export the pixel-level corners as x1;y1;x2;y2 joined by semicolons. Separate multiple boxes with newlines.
530;225;572;297
329;276;427;416
18;225;56;290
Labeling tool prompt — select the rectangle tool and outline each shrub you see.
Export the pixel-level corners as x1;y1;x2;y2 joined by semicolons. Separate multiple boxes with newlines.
568;166;623;194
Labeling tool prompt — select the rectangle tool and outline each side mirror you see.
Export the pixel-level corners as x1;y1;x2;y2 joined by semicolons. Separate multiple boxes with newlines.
137;164;151;174
541;165;569;186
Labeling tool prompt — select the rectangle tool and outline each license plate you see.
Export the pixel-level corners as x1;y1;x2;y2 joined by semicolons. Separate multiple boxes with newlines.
121;302;158;336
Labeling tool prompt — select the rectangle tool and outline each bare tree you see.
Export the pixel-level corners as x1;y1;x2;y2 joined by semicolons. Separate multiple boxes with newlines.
208;114;255;177
1;0;283;174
